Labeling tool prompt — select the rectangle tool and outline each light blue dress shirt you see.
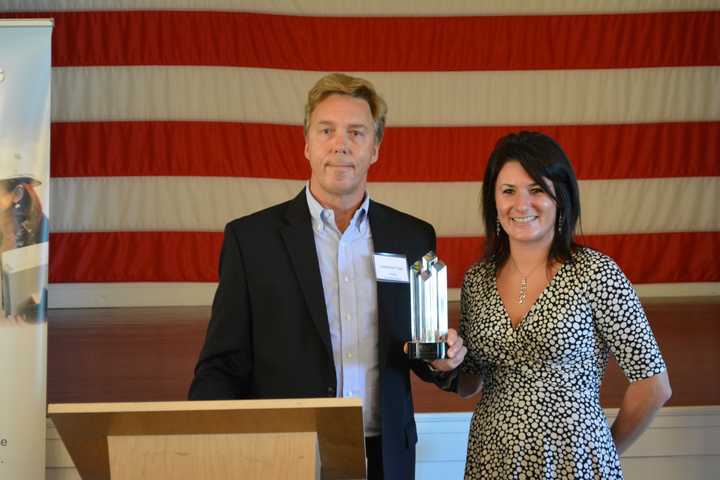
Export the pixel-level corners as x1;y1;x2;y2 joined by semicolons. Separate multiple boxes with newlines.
306;187;380;436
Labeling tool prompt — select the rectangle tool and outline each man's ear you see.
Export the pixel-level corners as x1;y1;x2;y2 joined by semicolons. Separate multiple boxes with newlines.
304;138;311;160
370;141;381;165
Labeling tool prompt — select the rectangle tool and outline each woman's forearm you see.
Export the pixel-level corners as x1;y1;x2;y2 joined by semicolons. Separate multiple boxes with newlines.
457;373;483;399
611;371;671;455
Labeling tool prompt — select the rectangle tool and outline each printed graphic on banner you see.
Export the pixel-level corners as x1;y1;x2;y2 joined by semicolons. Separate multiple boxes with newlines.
0;19;52;480
0;154;49;322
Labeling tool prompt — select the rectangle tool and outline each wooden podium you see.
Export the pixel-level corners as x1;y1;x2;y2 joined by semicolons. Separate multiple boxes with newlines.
48;398;366;479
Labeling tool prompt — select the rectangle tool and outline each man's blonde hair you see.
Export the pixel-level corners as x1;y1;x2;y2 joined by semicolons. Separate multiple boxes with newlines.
304;73;388;143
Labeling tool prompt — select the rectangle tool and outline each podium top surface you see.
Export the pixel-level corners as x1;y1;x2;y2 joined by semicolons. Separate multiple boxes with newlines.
48;397;362;414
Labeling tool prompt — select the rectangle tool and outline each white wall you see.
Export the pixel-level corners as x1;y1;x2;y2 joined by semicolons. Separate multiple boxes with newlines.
46;406;720;479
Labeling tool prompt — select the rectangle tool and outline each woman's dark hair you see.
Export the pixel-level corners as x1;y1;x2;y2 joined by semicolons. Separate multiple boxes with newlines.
482;131;581;266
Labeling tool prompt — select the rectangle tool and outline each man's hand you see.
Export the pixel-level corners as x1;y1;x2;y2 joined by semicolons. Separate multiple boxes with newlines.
430;328;466;372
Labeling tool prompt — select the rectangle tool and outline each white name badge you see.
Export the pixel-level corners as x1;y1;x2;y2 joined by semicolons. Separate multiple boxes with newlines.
373;253;409;283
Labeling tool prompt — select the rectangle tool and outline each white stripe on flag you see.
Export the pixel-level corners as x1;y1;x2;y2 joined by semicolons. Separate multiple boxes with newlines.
47;282;720;309
5;0;720;14
49;176;720;235
52;66;720;125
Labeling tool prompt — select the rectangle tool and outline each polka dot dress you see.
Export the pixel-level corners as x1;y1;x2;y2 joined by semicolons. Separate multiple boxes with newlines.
459;248;666;479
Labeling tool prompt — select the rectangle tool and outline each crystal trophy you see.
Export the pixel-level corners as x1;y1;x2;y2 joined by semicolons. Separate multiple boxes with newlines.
407;251;448;360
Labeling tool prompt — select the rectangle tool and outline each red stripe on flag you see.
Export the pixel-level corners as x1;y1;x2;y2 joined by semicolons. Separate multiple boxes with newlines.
49;232;222;283
51;121;720;180
50;231;719;286
50;122;310;179
11;11;720;70
579;232;720;287
437;232;720;288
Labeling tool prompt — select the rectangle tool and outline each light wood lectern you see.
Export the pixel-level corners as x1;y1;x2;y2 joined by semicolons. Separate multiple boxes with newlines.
48;398;366;479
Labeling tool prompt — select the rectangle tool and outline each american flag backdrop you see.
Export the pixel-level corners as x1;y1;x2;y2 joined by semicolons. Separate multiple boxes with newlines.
3;1;719;308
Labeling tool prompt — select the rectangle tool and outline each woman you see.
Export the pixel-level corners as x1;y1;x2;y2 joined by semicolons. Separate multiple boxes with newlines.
456;131;671;479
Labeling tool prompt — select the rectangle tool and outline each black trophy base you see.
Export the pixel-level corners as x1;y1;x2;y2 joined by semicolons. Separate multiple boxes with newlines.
407;342;447;361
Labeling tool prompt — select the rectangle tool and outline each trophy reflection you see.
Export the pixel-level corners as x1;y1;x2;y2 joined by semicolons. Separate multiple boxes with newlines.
407;251;448;360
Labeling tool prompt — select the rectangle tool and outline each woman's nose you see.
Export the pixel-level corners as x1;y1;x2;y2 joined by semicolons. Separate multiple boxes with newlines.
513;191;530;210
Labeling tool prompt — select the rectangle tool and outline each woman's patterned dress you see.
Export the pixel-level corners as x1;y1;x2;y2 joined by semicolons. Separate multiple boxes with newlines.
460;248;666;479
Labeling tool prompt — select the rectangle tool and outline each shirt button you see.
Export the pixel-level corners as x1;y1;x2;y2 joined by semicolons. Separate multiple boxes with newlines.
344;276;349;283
346;313;352;320
346;352;353;359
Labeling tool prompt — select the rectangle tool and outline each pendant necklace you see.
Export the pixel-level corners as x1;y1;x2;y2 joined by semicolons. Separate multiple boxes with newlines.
509;257;546;304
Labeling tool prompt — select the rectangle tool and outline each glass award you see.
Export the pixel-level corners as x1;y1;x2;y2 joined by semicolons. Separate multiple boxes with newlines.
407;251;448;360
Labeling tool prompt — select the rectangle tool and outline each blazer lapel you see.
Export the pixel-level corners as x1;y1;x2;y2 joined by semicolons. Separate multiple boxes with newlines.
369;200;403;368
280;190;334;360
368;199;398;255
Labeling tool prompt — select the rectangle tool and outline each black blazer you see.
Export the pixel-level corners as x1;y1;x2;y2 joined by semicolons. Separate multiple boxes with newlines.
189;189;439;479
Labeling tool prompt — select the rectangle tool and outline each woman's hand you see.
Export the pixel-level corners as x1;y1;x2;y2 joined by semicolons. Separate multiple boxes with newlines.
430;328;467;372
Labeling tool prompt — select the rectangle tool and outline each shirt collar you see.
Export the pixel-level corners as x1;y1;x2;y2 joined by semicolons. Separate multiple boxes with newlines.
305;183;370;234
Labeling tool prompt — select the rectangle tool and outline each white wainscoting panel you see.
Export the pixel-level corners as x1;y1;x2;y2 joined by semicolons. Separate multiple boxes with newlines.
415;406;720;480
45;420;80;480
46;406;720;479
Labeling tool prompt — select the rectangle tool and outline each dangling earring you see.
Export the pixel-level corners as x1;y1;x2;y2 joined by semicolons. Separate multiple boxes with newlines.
557;213;564;235
496;219;501;236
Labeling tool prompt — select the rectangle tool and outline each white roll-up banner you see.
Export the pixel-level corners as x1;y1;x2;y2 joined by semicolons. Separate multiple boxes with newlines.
0;19;53;480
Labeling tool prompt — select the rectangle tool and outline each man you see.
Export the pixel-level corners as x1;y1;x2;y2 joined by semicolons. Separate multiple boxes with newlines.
0;166;49;322
189;73;466;479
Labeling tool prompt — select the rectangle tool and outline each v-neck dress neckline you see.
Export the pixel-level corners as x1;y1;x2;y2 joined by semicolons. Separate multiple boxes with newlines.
494;261;566;331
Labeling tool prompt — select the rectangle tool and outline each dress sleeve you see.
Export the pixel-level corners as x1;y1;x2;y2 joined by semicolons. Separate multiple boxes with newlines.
459;264;492;379
589;254;667;382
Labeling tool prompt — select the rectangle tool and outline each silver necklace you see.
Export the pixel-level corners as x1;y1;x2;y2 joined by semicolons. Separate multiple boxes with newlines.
509;257;546;304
